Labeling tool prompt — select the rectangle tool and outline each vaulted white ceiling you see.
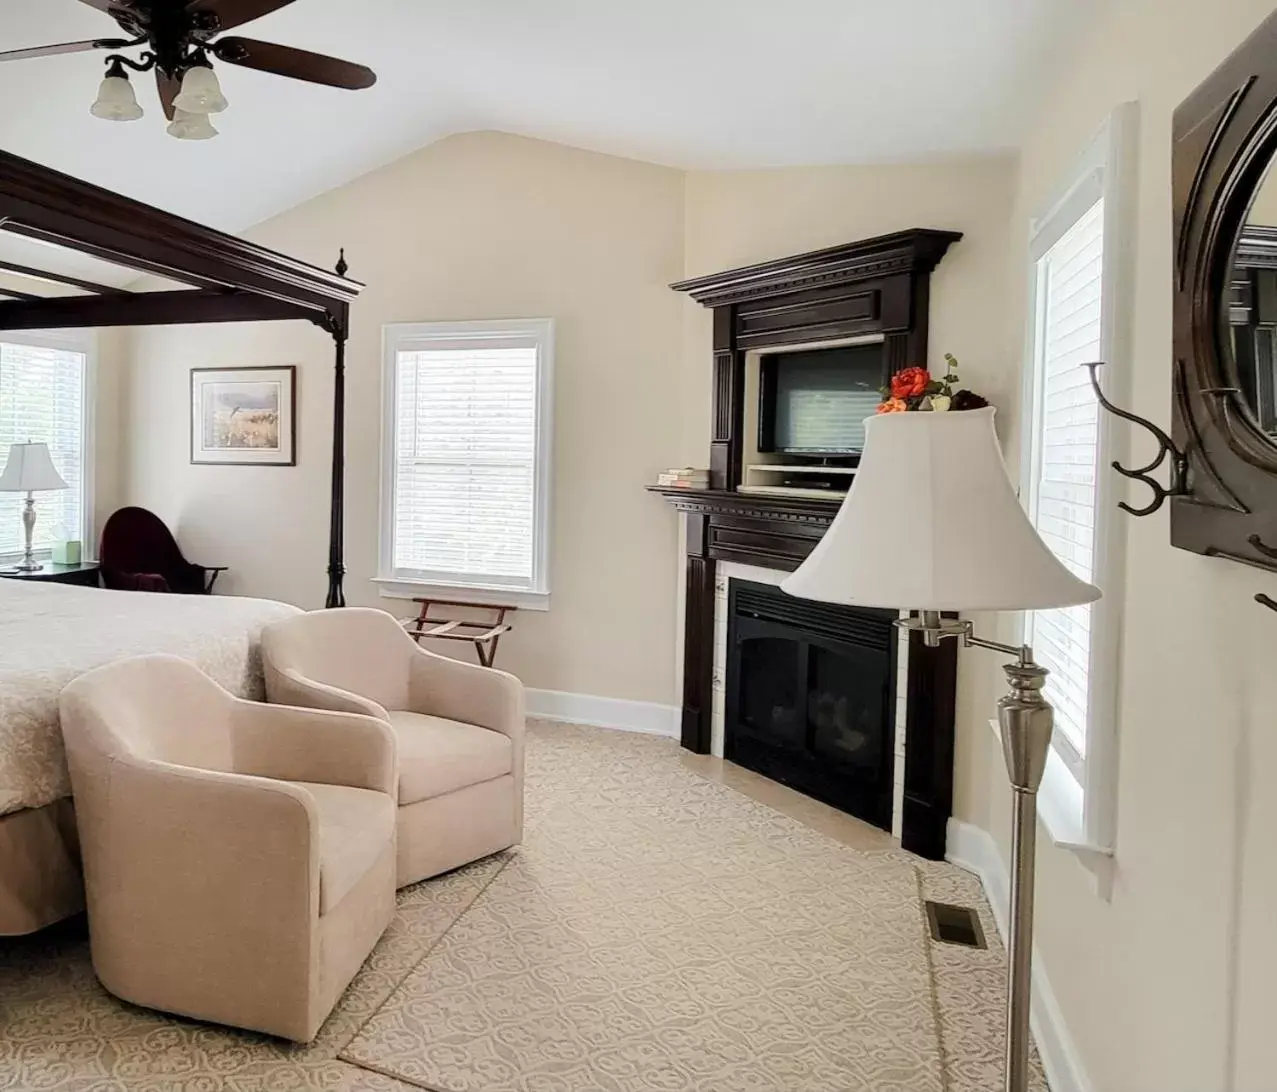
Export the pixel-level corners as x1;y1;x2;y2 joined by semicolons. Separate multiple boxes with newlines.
0;0;1096;239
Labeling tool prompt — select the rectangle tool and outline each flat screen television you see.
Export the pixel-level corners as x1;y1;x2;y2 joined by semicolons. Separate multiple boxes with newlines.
759;344;886;457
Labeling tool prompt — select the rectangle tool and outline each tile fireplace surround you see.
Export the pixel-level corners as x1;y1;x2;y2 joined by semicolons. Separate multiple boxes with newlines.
709;561;912;839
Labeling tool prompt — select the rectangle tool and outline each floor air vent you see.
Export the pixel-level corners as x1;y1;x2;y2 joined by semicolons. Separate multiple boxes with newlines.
925;901;987;949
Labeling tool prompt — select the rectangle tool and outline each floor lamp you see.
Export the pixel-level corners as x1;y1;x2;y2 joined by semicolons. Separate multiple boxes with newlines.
781;406;1100;1092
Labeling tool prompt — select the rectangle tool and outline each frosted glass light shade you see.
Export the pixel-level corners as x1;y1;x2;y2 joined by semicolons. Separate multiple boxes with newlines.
167;108;219;141
173;64;228;114
90;75;143;121
0;443;68;493
781;407;1100;612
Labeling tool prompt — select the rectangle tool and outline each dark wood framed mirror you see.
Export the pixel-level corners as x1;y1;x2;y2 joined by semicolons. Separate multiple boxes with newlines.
1172;8;1277;570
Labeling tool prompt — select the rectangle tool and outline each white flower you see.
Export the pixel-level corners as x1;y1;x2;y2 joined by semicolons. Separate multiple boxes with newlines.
931;394;952;412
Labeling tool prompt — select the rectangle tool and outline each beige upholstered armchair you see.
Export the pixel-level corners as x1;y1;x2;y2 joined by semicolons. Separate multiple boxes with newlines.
260;607;525;887
58;654;398;1043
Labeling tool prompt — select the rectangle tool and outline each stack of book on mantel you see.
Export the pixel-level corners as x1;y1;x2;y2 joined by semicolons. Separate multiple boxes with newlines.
656;467;709;488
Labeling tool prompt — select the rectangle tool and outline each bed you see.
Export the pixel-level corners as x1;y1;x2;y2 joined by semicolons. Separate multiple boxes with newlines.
0;580;301;935
0;149;362;935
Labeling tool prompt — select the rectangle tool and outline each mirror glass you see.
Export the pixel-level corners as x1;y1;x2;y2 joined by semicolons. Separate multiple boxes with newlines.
1226;158;1277;440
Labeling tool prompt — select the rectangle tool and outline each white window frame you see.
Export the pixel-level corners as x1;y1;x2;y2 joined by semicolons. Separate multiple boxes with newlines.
1016;102;1138;864
374;318;554;611
0;328;95;564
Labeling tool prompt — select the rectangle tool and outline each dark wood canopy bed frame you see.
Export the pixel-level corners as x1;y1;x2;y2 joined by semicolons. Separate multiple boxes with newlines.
0;146;362;608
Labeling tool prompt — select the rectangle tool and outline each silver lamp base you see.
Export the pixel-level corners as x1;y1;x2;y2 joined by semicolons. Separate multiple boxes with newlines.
903;612;1053;1092
14;493;40;571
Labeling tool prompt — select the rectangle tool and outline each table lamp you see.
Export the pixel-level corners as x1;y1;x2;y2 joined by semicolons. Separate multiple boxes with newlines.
782;405;1100;1092
0;442;69;572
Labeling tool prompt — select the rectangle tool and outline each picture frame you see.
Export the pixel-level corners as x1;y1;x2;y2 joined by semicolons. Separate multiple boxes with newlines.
190;366;297;466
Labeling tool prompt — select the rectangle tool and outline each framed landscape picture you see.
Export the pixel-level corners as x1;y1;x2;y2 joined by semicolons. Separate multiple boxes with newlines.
191;366;297;466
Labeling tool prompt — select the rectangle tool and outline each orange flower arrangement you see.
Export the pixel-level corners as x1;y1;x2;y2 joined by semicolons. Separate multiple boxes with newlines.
876;354;988;414
890;366;930;400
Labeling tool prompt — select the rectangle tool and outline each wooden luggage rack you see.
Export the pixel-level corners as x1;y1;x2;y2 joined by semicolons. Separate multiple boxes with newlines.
400;598;516;668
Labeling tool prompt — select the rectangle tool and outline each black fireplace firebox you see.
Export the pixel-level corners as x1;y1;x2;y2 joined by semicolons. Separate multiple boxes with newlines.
725;579;898;832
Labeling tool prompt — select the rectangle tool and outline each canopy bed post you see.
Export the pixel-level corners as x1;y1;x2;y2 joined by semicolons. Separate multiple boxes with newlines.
325;248;350;609
325;330;348;608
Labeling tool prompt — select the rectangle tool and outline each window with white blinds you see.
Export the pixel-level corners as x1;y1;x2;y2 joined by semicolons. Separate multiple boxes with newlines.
1018;103;1133;859
0;336;89;559
1025;197;1105;781
378;319;553;608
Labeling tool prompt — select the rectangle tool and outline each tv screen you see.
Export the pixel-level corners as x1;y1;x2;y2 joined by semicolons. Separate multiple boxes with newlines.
770;344;884;454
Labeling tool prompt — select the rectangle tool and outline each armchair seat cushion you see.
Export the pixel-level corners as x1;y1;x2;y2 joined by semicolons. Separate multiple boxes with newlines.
294;782;396;915
386;711;514;806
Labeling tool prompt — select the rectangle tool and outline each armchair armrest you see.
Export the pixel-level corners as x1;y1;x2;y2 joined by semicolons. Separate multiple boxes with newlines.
88;756;321;990
406;647;525;741
265;664;391;723
230;700;396;796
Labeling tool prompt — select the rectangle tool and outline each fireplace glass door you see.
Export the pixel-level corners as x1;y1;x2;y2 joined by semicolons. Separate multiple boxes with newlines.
725;580;897;830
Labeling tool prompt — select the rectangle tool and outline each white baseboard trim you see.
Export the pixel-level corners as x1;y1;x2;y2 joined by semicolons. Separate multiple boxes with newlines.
947;819;1092;1092
527;688;680;738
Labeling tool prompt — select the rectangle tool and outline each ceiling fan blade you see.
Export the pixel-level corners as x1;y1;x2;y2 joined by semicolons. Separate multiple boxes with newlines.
187;0;297;32
212;37;376;90
0;39;126;63
156;69;180;121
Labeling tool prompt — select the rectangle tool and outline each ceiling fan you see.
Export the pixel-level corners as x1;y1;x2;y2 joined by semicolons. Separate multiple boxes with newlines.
0;0;377;140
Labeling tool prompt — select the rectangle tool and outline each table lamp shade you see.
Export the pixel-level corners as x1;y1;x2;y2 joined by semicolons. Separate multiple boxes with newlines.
0;443;68;493
781;406;1101;612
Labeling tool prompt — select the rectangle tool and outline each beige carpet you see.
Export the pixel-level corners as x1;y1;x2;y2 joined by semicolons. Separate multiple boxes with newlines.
343;725;943;1092
0;722;1041;1092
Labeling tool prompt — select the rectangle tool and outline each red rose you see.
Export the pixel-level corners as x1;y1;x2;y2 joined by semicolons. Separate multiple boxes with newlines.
890;366;930;400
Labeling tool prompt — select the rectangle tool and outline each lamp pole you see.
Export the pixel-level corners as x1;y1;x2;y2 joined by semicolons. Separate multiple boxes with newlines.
913;613;1050;1092
996;659;1052;1092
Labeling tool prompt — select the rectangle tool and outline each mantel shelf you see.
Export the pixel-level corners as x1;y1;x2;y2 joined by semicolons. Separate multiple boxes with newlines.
647;484;841;524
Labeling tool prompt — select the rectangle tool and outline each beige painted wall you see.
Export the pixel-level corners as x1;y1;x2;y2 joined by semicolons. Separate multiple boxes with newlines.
123;131;687;704
679;158;1018;824
992;2;1277;1090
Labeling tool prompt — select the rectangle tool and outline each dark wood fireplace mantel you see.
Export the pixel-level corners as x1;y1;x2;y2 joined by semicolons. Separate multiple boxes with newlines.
655;229;962;859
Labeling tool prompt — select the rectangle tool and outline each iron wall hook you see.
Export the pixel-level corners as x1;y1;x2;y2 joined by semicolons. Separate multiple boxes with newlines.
1255;592;1277;612
1084;361;1191;517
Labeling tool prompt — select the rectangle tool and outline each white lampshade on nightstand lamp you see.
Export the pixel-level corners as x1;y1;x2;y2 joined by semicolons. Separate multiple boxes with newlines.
782;406;1099;1092
0;442;68;572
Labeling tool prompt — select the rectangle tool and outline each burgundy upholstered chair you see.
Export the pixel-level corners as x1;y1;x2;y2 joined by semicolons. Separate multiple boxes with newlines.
99;507;226;595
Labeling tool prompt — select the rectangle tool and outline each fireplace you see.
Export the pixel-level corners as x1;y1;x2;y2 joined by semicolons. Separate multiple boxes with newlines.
651;231;961;859
726;580;898;831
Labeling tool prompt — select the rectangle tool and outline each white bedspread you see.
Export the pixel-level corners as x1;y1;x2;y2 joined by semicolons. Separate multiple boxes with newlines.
0;580;300;816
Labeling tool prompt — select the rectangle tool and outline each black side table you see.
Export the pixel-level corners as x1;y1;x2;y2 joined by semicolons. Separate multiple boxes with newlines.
0;561;101;588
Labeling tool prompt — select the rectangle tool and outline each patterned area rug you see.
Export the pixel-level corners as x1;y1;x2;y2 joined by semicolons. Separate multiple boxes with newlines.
341;725;944;1092
0;722;1041;1092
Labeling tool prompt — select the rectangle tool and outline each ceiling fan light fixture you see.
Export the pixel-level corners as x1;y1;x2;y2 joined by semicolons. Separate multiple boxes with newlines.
173;63;228;115
167;108;219;141
90;59;143;122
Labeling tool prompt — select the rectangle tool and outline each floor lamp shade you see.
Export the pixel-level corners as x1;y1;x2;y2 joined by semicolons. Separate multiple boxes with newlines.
781;407;1100;612
0;443;67;494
